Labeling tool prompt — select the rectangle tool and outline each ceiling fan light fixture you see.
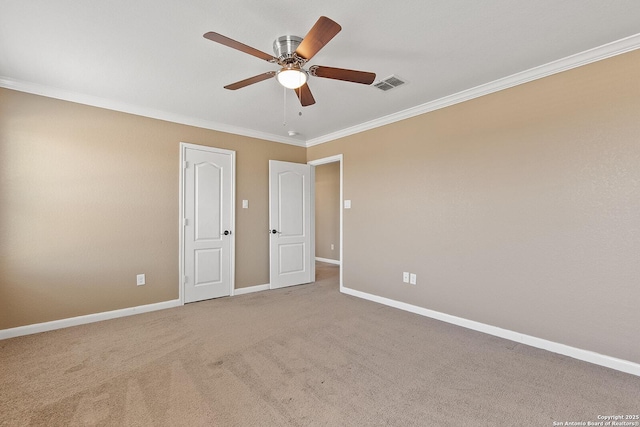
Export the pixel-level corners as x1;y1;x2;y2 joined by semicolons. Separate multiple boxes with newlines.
276;67;308;89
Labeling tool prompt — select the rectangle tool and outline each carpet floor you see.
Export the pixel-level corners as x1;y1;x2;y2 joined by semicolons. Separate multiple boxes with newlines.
1;262;638;426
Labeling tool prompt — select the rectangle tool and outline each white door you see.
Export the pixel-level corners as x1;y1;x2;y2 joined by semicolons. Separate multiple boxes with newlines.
269;160;315;289
182;144;235;303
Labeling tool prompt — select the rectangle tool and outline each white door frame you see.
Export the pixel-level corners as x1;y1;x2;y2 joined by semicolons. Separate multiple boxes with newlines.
308;154;343;291
179;142;236;304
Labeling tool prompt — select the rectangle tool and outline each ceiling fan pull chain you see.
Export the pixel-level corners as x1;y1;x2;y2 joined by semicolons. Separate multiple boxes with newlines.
283;86;287;126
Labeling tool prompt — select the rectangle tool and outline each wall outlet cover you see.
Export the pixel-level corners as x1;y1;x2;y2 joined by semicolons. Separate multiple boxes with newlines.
403;272;410;283
410;273;417;285
136;274;145;286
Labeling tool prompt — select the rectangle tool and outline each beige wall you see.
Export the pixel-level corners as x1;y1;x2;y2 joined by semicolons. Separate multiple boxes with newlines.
315;162;340;261
0;88;305;329
308;50;640;364
2;50;640;365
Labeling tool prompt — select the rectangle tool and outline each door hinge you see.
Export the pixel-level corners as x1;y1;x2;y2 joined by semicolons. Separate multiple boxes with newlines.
183;218;188;226
183;161;189;169
183;275;188;284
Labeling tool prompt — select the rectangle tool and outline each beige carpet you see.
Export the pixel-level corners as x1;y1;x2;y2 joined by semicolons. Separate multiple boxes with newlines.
1;262;638;426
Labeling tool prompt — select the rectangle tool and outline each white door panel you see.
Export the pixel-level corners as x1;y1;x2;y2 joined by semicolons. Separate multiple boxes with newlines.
182;144;234;303
269;160;314;289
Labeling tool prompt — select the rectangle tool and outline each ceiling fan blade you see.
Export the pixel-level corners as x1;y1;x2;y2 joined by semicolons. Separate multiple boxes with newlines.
295;83;316;107
310;66;376;85
204;32;276;62
224;71;276;90
295;16;341;61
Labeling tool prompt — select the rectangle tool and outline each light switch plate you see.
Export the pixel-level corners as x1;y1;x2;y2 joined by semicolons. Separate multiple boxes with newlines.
403;272;410;283
409;273;417;285
136;274;145;286
344;200;351;209
242;200;248;209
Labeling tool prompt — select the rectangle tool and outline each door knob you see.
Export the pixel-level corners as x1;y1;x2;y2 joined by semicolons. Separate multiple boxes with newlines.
222;230;231;236
270;229;280;234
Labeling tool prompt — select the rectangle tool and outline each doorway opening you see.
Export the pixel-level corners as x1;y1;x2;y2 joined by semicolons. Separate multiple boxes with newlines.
308;155;343;290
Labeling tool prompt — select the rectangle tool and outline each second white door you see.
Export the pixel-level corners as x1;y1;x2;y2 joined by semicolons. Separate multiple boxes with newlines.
269;160;314;289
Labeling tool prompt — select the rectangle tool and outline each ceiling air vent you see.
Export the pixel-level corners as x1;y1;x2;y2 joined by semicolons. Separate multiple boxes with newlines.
374;75;406;92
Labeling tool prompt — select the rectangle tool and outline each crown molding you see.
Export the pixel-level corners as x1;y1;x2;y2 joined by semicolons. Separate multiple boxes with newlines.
0;77;306;147
2;33;638;149
306;32;640;147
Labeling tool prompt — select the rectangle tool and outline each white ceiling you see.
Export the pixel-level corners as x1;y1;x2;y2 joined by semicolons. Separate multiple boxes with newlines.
1;1;639;146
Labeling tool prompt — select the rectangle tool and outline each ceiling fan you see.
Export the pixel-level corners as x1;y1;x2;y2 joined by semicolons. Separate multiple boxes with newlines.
203;16;376;107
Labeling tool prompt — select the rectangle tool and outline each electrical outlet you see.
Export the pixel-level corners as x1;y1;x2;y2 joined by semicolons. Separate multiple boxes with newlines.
331;244;335;250
136;274;145;286
403;272;410;283
410;273;417;285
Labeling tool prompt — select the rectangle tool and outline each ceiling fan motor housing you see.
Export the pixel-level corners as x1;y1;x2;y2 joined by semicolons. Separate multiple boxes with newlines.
273;35;303;63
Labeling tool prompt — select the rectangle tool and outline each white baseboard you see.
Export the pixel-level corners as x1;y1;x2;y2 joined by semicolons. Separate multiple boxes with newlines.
315;257;341;265
1;283;274;340
0;299;182;341
341;286;640;377
233;283;269;296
